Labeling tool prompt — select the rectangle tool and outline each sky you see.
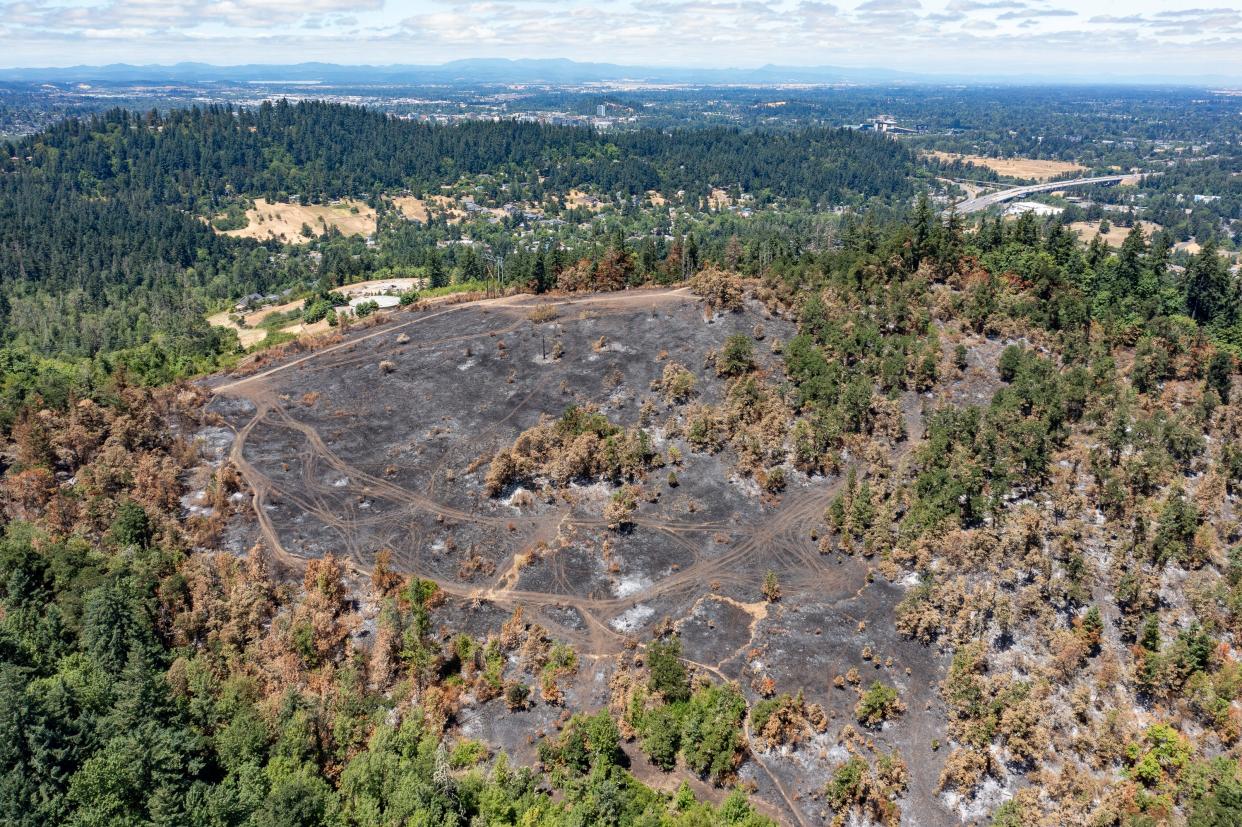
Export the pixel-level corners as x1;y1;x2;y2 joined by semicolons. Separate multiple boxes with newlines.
2;0;1241;80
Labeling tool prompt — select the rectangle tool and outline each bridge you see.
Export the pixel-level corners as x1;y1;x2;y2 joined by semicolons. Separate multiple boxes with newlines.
945;173;1139;215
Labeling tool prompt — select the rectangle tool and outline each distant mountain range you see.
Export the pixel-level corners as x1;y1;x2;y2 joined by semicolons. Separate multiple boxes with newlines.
0;58;1232;87
0;58;921;85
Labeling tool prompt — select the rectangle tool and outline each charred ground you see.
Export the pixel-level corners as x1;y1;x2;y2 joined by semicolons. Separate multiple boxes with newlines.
202;287;981;825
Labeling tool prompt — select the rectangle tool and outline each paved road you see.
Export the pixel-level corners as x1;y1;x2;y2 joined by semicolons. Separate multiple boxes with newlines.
946;173;1137;215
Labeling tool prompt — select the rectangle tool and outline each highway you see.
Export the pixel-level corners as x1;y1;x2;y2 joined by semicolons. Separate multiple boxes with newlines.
945;173;1138;215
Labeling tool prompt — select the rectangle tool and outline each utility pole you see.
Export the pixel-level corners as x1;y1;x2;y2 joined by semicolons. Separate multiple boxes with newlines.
484;252;505;298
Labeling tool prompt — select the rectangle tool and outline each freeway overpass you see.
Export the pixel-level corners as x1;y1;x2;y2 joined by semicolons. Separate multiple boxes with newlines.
945;173;1139;215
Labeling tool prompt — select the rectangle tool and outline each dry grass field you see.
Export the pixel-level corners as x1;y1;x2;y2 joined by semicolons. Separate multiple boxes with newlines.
219;198;377;243
1069;219;1163;246
208;277;422;347
392;194;464;223
928;150;1087;181
391;196;430;222
205;312;268;348
564;188;604;212
1171;239;1240;260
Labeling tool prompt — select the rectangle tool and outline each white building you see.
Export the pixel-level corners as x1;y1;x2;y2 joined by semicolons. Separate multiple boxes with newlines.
1004;201;1064;218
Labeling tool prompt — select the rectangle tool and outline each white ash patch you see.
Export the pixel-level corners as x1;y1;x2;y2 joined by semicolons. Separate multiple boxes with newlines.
940;775;1012;822
460;713;484;740
612;572;652;599
180;492;213;518
824;742;850;764
568;480;612;501
611;604;654;633
784;466;816;489
504;487;534;508
603;391;631;412
457;359;476;371
193;426;235;463
1159;567;1193;614
728;474;763;497
785;731;839;769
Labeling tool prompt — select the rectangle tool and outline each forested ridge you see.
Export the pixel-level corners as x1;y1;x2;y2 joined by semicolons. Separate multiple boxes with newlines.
765;205;1242;824
0;101;912;425
2;194;1240;825
5;101;912;207
3;99;1242;826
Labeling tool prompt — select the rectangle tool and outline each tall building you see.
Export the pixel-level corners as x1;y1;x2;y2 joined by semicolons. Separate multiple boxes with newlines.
596;103;606;117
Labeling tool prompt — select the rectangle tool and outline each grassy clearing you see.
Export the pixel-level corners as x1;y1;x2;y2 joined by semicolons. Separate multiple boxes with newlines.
418;279;493;298
217;197;377;243
1068;220;1163;247
927;151;1087;181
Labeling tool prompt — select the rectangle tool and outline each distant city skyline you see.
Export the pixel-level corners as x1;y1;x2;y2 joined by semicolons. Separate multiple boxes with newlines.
2;0;1240;82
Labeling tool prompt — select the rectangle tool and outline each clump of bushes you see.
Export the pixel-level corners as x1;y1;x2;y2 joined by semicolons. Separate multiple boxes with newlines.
528;304;559;323
716;334;755;377
484;405;659;496
635;683;749;784
604;484;640;530
691;266;745;312
855;681;905;727
749;691;827;750
824;750;909;826
654;361;698;403
210;202;249;231
303;290;348;323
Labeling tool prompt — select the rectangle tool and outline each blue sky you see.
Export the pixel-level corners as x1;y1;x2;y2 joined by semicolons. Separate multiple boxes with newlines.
2;0;1241;80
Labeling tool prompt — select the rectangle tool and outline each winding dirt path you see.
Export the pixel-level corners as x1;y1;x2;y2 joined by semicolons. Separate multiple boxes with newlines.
211;286;908;825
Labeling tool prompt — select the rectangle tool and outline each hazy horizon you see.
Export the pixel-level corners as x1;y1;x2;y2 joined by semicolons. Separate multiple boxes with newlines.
0;57;1237;89
2;1;1241;82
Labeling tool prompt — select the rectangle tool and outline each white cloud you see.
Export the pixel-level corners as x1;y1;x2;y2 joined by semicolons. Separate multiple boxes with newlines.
0;0;1238;78
946;0;1025;10
854;0;920;13
5;0;382;32
997;7;1075;19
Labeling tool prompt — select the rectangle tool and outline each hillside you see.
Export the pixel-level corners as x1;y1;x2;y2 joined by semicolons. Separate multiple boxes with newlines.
0;102;912;427
0;101;1241;826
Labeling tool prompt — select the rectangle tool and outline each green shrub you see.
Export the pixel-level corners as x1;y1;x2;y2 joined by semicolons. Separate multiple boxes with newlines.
855;681;904;727
717;334;755;377
647;637;690;703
